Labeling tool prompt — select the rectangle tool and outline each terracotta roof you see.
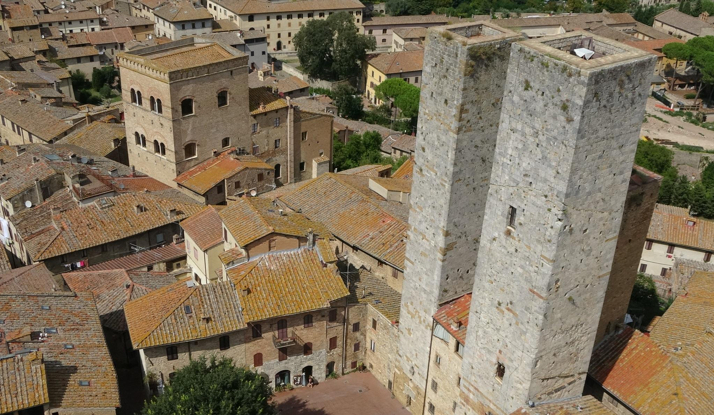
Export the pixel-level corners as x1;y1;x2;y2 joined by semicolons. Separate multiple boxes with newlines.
433;293;471;344
154;1;212;22
0;263;57;294
63;269;176;332
347;268;401;323
0;292;120;410
249;86;288;114
623;38;684;58
37;10;99;23
102;11;154;28
180;206;225;251
65;32;91;46
588;24;637;42
362;14;450;26
391;133;416;153
219;196;331;248
87;27;135;45
111;176;171;193
369;177;411;193
227;248;349;322
80;242;186;271
368;50;423;75
498;12;634;31
510;396;614;415
53;45;99;59
174;149;272;195
632;21;673;39
647;204;714;251
16;191;202;261
654;8;713;36
125;278;245;348
280;173;408;269
338;164;391;177
124;42;237;72
315;238;337;263
0;351;49;414
391;157;414;180
0;71;52;86
393;26;427;39
5;16;39;28
214;0;364;15
29;87;64;98
57;120;125;157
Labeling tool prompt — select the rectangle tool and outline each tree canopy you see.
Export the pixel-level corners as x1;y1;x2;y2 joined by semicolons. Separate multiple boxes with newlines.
294;12;375;82
333;131;407;172
142;357;275;415
333;84;364;120
374;78;421;119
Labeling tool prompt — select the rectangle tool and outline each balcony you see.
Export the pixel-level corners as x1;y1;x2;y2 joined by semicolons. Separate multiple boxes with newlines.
272;330;303;348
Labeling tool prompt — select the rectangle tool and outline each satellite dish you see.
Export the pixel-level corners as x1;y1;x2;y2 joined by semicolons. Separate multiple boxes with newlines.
250;189;257;197
25;200;32;208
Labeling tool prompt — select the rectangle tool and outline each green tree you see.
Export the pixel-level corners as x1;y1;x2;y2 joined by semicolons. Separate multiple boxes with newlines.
374;78;421;118
99;84;113;99
594;0;629;12
658;173;676;204
333;84;364;120
693;0;703;15
142;357;275;415
702;161;714;189
703;192;714;218
634;140;676;175
671;175;692;207
71;70;90;92
662;42;692;91
628;274;667;327
333;131;392;171
690;181;708;215
566;0;585;12
682;0;692;14
385;0;412;15
294;12;375;82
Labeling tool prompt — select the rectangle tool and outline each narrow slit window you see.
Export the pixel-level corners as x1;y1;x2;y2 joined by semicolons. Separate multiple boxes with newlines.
507;206;517;229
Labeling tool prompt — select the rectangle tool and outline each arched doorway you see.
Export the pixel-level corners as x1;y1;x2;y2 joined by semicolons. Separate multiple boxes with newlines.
276;40;282;51
276;370;291;387
301;366;313;386
326;361;335;377
274;163;282;179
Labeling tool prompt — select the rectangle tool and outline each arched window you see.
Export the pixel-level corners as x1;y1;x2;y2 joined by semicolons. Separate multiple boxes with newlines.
134;131;140;145
140;134;146;148
150;96;155;111
136;91;142;106
217;90;228;107
184;142;196;159
253;353;263;367
304;314;313;328
156;99;162;114
303;342;312;356
252;324;262;338
274;163;281;178
181;98;194;116
130;88;137;104
277;319;287;340
160;143;166;156
153;140;160;154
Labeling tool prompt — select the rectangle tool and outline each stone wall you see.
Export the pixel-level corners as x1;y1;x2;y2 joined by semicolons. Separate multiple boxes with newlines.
595;167;661;345
459;35;656;414
424;326;464;415
395;22;519;412
363;305;399;388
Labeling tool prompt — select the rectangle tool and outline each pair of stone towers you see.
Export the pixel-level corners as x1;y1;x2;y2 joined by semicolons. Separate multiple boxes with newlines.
396;22;656;414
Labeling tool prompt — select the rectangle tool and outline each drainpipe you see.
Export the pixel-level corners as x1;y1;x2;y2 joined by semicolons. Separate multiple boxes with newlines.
342;303;349;375
286;96;294;184
421;319;436;415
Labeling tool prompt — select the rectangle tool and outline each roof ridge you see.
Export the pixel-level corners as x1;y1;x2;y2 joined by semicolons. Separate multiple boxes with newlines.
329;173;406;225
229;256;263;285
135;283;196;347
246;198;275;233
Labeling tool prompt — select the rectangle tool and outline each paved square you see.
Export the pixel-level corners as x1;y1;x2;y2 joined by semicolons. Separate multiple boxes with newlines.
273;372;410;415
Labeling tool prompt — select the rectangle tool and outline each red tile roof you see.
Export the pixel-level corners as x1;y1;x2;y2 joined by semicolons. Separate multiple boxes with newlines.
0;351;49;414
180;206;225;251
433;293;471;344
79;242;186;271
0;263;57;294
174;149;272;195
87;27;134;45
647;204;714;251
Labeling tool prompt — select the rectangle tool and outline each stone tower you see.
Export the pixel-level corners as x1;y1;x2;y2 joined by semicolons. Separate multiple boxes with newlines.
457;33;655;414
394;22;519;411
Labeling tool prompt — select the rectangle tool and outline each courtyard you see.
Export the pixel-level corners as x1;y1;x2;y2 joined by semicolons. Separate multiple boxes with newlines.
273;372;410;415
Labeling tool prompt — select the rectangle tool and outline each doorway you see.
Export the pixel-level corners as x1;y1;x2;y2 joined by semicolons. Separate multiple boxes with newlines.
302;365;313;386
326;361;335;377
276;40;282;51
276;370;291;387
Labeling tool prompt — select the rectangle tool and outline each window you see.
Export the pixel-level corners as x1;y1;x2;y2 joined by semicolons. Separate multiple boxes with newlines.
329;309;337;322
351;361;357;369
406;396;412;406
166;346;178;360
140;135;146;148
222;137;230;148
507;205;517;228
433;324;449;342
274;139;281;149
300;161;306;171
392;268;398;279
156;98;163;113
382;29;387;34
415;77;419;83
298;13;303;18
135;132;141;145
372;318;377;330
308;12;313;17
252;123;258;133
496;362;505;381
353;342;360;352
153;140;160;154
258;173;264;181
160;143;166;156
667;244;675;254
329;336;337;350
428;403;435;414
252;324;262;338
381;39;386;43
370;339;376;352
248;14;254;21
150;96;156;112
156;233;165;244
435;354;441;366
319;12;324;17
274;164;281;178
304;342;313;355
234;181;241;190
706;252;712;262
660;267;668;277
368;29;373;35
181;98;194;116
279;347;288;361
269;238;277;251
217;90;228;107
645;240;653;250
217;184;224;194
274;117;280;127
301;131;308;141
130;88;136;103
288;32;291;37
277;14;282;20
253;353;263;367
431;379;438;393
639;263;647;273
277;319;288;339
287;14;292;19
136;91;142;106
304;314;313;327
219;335;230;350
184;143;197;159
455;341;464;356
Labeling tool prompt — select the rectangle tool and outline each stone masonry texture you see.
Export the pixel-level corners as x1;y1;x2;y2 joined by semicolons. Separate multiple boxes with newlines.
458;33;656;414
396;22;520;412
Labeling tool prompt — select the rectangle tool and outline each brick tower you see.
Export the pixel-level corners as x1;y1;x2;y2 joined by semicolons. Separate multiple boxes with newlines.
458;33;655;414
394;22;519;411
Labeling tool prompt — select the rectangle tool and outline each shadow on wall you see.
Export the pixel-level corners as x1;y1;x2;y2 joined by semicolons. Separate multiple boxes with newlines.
274;396;330;415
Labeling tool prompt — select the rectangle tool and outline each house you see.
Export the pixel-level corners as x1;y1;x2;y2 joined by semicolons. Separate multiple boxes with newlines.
181;205;225;284
0;97;81;145
0;263;57;293
50;43;101;75
37;10;101;34
174;148;274;204
88;27;135;62
389;133;415;158
653;8;714;40
80;240;187;272
391;26;427;51
623;38;687;76
205;0;364;52
0;292;120;414
639;204;714;280
124;246;350;389
249;69;310;99
57;118;129;165
153;1;213;40
102;9;155;41
199;29;268;70
362;14;450;47
364;50;423;105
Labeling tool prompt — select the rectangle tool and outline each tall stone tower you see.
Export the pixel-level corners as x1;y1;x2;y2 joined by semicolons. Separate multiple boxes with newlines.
395;22;519;411
458;33;655;414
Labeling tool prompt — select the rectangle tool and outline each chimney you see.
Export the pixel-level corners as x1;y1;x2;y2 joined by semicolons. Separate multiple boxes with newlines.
212;149;218;157
172;234;183;244
16;147;25;156
130;165;136;176
32;156;40;164
307;228;314;249
700;11;709;20
109;168;118;177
